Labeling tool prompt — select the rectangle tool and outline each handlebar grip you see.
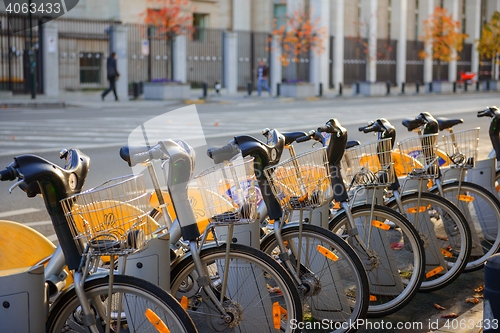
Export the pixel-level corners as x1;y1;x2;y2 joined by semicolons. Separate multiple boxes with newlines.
130;145;165;166
296;135;312;143
0;166;17;181
207;141;241;164
317;125;331;133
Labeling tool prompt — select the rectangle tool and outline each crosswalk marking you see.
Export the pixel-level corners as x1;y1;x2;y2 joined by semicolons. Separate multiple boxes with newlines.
0;208;41;218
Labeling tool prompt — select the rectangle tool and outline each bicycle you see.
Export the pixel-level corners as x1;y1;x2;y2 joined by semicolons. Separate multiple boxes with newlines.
0;148;197;333
350;117;471;291
119;139;303;332
261;119;425;318
154;131;368;332
401;112;500;271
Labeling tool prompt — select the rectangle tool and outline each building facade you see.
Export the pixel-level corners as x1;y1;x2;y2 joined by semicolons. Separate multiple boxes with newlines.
1;0;500;95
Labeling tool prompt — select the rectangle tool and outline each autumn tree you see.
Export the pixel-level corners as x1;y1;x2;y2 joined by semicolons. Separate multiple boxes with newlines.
419;7;467;81
270;8;327;71
477;11;500;80
142;0;194;80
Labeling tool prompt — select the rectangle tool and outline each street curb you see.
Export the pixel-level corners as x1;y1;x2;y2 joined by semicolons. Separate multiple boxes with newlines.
1;101;66;109
429;302;483;333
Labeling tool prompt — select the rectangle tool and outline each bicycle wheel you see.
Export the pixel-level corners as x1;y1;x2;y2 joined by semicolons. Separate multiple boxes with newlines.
260;223;369;333
386;192;471;291
431;181;500;271
329;204;425;317
47;274;197;333
170;243;302;332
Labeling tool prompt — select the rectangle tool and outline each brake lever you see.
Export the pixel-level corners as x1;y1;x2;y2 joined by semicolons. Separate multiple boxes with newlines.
9;179;24;194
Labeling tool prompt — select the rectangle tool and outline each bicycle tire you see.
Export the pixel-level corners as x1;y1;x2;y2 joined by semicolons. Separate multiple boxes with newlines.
329;204;425;318
170;242;302;332
47;274;197;333
260;223;369;333
386;192;471;291
431;181;500;271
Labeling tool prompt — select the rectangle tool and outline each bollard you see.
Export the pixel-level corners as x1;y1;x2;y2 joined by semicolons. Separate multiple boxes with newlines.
429;82;433;93
202;82;208;99
484;254;500;332
276;83;280;97
453;82;457;93
139;81;144;95
401;82;405;94
464;81;468;92
355;82;360;95
386;81;391;95
319;83;323;97
247;81;252;96
338;83;343;96
416;81;420;94
132;82;139;99
476;81;480;91
487;80;491;91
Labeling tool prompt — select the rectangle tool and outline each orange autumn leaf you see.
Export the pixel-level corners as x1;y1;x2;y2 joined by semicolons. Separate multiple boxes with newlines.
434;303;446;310
474;285;484;293
465;297;480;304
441;313;458;318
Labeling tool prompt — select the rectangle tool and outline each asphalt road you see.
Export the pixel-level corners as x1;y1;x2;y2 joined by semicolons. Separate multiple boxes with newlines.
0;92;497;332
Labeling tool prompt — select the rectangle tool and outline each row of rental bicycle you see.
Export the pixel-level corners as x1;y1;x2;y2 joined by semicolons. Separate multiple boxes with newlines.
1;106;500;333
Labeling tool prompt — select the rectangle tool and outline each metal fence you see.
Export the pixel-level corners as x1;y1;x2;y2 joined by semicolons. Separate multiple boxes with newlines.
186;27;224;87
127;23;174;86
457;43;472;78
344;37;366;85
57;18;116;91
376;39;397;84
236;30;269;90
406;40;424;84
0;14;43;94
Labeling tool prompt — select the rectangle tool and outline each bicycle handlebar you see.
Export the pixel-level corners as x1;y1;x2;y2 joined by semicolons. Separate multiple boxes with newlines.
207;141;241;164
0;164;18;181
477;106;500;118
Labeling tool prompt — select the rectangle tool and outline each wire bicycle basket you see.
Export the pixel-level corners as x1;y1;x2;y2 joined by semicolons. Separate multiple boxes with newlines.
397;133;440;179
264;148;332;210
195;156;259;226
441;128;479;169
61;174;154;256
341;137;395;187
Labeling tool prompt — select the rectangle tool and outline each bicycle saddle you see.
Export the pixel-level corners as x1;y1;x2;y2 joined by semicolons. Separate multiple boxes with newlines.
436;117;464;131
346;140;361;149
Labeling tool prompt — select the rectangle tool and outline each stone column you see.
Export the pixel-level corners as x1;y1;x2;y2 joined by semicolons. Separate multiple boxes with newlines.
173;35;187;83
110;25;128;100
270;36;282;96
332;0;344;90
223;32;238;94
232;0;251;30
360;0;378;82
419;0;434;84
465;0;481;78
309;0;330;93
444;0;459;82
41;21;59;96
392;0;407;88
486;0;500;79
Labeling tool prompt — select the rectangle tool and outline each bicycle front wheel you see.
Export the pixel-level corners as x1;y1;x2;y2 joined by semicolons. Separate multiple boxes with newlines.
329;204;425;317
260;223;369;333
432;181;500;271
47;274;197;333
170;243;302;332
386;192;471;291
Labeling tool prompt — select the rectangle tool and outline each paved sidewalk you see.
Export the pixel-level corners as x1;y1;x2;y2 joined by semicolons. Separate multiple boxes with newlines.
2;84;497;109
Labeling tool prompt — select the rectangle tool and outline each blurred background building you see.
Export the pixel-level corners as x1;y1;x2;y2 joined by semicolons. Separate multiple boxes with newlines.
1;0;499;96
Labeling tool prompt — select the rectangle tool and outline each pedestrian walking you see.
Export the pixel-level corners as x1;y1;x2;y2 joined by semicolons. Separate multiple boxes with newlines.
102;52;120;101
257;60;271;96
